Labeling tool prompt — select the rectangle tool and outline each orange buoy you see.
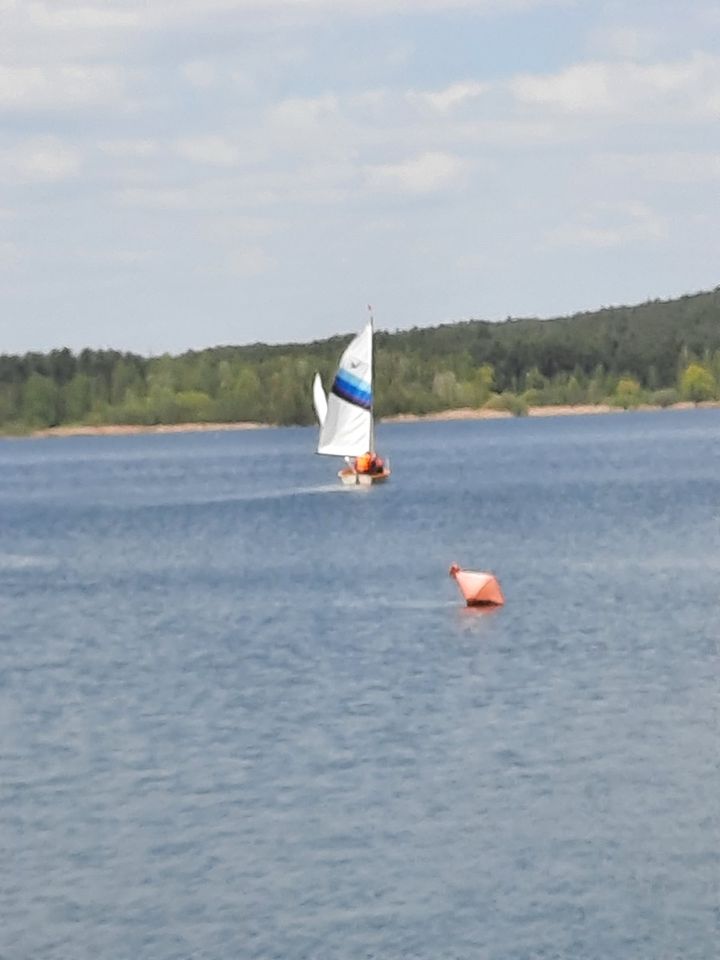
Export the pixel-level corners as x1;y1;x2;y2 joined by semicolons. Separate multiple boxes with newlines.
449;563;505;607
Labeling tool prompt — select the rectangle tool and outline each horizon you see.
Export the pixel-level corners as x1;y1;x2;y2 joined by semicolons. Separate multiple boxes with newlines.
2;0;720;354
1;284;715;359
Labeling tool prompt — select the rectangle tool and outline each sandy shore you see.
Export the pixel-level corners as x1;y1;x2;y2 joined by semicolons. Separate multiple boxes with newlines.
2;400;716;439
381;401;717;423
30;421;270;439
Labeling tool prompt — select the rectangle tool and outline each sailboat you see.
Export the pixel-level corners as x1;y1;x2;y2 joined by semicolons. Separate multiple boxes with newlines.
313;314;391;486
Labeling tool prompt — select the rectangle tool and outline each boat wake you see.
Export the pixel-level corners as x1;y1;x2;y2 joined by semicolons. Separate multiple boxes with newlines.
173;483;355;508
0;553;57;570
229;483;353;502
327;597;458;611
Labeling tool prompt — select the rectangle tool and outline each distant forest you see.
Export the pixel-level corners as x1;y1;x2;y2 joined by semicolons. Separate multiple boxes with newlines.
2;288;720;433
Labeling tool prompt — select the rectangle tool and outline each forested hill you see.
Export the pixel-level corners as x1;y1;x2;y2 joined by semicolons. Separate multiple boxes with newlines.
2;288;720;433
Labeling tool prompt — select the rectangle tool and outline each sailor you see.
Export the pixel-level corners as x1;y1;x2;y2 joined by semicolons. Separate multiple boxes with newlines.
355;451;372;473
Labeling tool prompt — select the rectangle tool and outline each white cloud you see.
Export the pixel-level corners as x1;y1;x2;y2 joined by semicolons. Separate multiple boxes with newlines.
0;0;565;68
513;62;613;111
117;175;284;212
28;2;140;29
364;151;465;194
98;139;159;158
270;94;340;130
182;60;219;89
408;80;489;111
511;53;720;119
384;42;415;70
265;94;356;161
105;248;154;265
26;0;565;27
64;247;155;266
460;118;559;146
118;187;193;210
544;203;668;249
175;136;241;167
548;225;627;248
0;64;125;110
205;214;281;241
225;244;274;277
456;250;490;270
0;138;82;182
0;241;20;268
589;26;661;60
597;152;720;184
2;0;717;353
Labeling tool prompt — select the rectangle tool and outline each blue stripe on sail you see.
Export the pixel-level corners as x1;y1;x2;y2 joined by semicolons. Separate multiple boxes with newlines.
332;368;372;410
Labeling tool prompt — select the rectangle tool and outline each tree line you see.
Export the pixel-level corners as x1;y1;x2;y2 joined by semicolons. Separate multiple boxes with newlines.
2;288;720;433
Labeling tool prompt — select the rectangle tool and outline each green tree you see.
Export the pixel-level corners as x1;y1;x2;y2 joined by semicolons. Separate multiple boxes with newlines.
524;367;546;392
563;375;585;405
0;383;20;425
471;363;494;405
216;365;262;421
679;362;716;402
432;370;460;406
111;359;144;405
63;374;93;421
587;364;608;404
4;287;720;432
614;376;642;409
174;390;214;422
22;374;60;426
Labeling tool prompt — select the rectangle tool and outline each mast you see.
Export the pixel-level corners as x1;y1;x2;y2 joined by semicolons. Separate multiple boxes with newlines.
368;304;375;453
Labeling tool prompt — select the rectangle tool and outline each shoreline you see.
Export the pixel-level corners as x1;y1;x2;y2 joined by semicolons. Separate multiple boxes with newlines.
2;401;718;440
28;421;271;439
382;400;719;423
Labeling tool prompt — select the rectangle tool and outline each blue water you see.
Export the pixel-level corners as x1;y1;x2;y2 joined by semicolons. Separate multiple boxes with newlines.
1;411;718;959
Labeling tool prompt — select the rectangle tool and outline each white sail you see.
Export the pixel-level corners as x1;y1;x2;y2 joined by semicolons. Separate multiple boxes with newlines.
317;320;373;457
312;372;328;426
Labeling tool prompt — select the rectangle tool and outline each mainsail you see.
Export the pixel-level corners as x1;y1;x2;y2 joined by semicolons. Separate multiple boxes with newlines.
317;320;373;457
312;372;328;426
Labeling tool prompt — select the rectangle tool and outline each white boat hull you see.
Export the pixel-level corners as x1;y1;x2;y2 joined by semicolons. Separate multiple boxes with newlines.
338;467;391;486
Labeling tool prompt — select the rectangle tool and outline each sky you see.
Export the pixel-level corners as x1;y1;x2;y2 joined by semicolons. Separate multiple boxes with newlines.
1;0;719;354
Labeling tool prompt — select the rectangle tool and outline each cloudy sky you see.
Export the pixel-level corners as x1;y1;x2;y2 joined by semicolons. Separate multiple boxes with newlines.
2;0;719;353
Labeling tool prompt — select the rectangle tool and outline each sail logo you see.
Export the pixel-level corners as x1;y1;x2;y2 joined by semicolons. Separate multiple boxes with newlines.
332;367;372;410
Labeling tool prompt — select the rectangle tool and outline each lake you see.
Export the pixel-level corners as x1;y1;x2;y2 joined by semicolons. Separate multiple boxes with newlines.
1;410;718;959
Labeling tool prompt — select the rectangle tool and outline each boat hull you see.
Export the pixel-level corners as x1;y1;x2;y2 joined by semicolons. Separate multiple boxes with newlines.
338;468;391;486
